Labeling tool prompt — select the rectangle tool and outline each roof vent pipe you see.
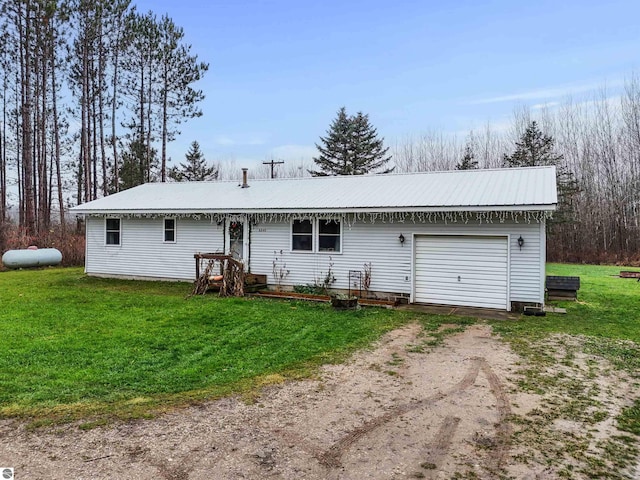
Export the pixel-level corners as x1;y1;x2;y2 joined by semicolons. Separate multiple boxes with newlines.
241;168;249;188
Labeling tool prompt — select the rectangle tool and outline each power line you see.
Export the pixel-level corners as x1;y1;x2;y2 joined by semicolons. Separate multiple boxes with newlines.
262;159;284;179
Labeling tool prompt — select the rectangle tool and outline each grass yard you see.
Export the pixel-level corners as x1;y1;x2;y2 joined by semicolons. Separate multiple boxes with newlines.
2;263;639;432
490;262;640;450
495;263;640;343
0;267;410;422
492;263;640;367
2;263;639;477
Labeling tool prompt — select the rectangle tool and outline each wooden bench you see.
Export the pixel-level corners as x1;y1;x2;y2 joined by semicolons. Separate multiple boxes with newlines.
546;276;580;301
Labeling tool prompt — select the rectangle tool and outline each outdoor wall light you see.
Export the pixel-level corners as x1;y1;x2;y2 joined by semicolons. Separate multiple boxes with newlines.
517;235;524;250
399;233;405;245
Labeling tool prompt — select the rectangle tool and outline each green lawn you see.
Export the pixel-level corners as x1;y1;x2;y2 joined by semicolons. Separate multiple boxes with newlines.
493;263;640;342
0;267;410;422
491;263;640;372
490;262;640;440
2;264;639;428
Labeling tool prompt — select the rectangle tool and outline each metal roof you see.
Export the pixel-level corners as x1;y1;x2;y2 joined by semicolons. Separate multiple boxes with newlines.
71;166;557;214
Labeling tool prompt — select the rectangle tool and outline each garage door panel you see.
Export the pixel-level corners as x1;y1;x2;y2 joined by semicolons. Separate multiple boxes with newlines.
415;280;507;291
416;283;508;296
418;241;507;251
414;235;508;310
416;269;508;280
418;295;507;309
415;272;507;284
416;252;507;265
416;243;507;252
414;263;506;276
416;252;507;268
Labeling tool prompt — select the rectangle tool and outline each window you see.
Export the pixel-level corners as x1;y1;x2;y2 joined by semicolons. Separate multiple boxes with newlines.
292;219;313;251
106;218;121;245
318;219;341;252
291;219;342;253
164;218;176;243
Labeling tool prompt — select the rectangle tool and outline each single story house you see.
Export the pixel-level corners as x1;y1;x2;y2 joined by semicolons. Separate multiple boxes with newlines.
71;166;557;311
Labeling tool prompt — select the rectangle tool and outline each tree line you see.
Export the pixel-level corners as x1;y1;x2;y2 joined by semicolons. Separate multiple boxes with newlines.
1;0;639;266
302;93;640;264
386;83;640;264
0;0;207;238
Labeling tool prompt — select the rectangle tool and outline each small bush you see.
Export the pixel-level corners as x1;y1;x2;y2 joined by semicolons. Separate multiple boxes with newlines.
293;284;326;295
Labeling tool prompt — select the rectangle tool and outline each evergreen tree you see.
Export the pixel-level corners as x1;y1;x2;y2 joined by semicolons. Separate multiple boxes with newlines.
503;120;562;167
119;139;157;190
168;141;217;181
350;112;394;174
157;15;208;182
503;121;579;224
309;107;392;176
456;141;478;170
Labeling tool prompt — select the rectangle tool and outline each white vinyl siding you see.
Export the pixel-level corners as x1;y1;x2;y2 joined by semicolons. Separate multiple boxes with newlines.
85;217;223;280
414;235;508;309
85;215;545;306
250;218;544;305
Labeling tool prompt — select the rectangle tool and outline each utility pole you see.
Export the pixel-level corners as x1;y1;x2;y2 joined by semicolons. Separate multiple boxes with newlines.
262;159;284;179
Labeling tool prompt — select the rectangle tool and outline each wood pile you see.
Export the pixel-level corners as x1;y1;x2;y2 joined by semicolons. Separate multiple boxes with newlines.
192;253;245;297
192;258;218;295
220;257;245;297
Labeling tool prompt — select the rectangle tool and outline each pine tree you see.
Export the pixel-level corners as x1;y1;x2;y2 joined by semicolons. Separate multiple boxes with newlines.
456;141;478;170
157;15;208;183
350;112;393;175
503;121;579;224
168;141;217;181
309;107;393;176
119;139;157;190
503;121;562;167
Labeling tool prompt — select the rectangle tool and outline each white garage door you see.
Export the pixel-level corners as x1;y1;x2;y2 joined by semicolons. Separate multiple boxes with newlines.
414;235;508;310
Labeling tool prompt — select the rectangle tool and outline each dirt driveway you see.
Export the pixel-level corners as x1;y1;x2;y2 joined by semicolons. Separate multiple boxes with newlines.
1;323;637;479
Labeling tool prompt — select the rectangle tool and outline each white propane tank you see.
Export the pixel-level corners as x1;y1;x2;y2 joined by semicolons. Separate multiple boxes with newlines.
2;248;63;269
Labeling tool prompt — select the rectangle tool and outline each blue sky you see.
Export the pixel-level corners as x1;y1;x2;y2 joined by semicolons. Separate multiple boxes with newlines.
135;0;640;170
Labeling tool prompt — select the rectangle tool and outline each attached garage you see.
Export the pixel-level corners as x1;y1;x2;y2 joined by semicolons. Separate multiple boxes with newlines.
414;235;509;310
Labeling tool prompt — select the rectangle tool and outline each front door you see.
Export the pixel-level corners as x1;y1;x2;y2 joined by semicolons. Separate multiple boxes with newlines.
227;218;249;267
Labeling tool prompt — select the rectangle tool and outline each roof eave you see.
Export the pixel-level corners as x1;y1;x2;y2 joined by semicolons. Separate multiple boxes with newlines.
71;204;557;215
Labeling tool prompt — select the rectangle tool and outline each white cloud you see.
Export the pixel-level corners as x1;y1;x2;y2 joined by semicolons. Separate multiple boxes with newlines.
469;79;625;105
531;101;560;110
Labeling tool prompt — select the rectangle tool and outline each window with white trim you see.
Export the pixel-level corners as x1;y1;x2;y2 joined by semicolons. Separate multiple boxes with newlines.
318;219;341;252
164;218;176;243
292;219;313;251
106;218;121;245
291;219;342;253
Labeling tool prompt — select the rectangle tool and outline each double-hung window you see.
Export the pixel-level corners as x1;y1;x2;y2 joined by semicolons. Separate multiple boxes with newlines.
292;219;313;251
291;219;341;253
106;218;121;245
164;218;176;243
318;219;340;252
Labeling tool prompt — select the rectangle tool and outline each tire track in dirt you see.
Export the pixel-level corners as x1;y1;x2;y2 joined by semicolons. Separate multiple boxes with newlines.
317;355;512;475
479;357;513;471
0;324;524;480
422;415;461;478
